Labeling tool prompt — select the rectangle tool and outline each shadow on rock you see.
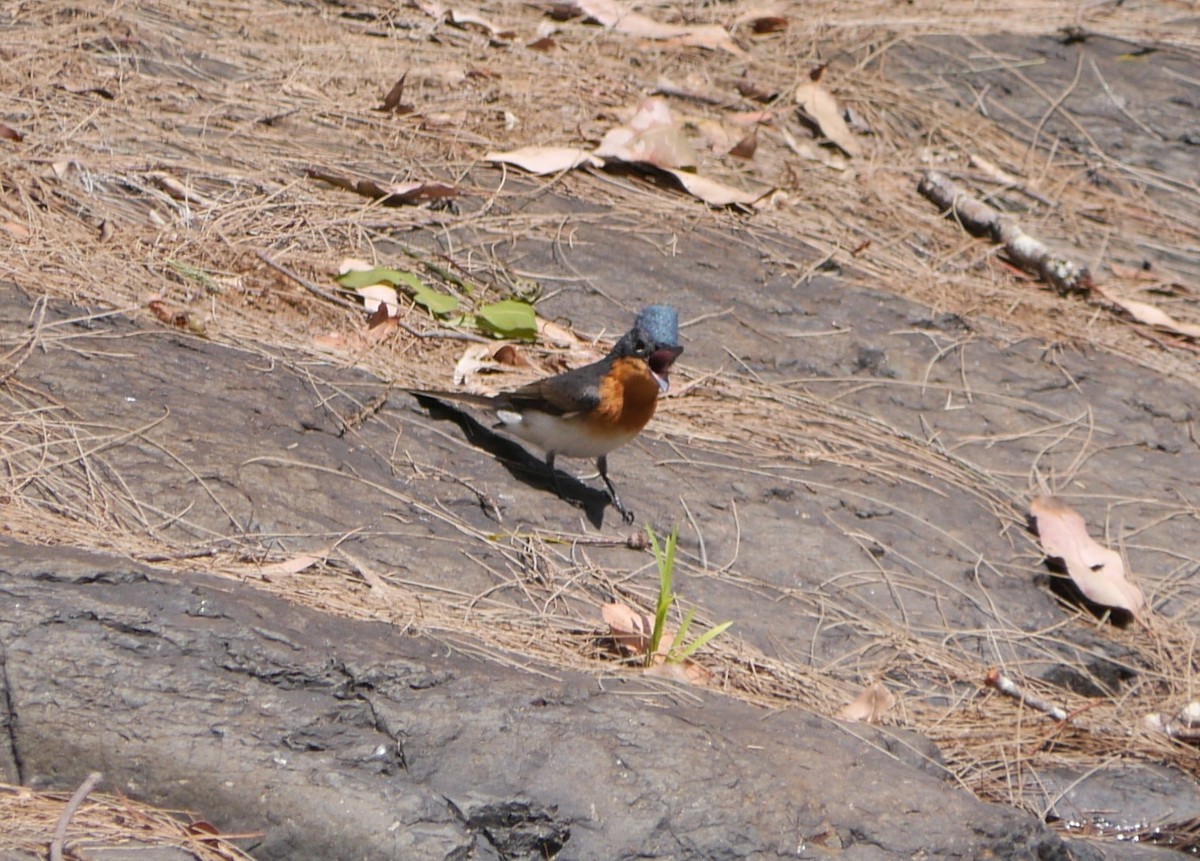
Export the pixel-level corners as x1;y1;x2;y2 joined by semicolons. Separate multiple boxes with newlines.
411;393;612;527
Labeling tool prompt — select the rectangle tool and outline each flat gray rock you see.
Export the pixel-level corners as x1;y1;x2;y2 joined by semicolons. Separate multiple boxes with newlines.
1;539;1078;860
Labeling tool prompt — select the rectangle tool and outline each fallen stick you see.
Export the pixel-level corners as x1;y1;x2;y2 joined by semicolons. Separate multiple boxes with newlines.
918;170;1092;296
984;667;1068;721
50;771;103;861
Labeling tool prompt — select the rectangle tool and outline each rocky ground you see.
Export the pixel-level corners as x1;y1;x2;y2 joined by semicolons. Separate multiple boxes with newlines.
2;1;1200;859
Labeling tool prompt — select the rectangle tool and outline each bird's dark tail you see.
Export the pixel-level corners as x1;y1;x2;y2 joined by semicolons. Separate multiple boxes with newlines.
407;388;499;409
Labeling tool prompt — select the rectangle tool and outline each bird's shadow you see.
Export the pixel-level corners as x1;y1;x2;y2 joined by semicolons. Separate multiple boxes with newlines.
412;394;611;527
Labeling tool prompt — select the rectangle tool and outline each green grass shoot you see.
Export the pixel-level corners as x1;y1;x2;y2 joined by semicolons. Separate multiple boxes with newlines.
645;525;732;666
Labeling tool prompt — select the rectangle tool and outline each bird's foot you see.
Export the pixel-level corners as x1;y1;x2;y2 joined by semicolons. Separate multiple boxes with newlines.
611;494;635;525
597;455;634;524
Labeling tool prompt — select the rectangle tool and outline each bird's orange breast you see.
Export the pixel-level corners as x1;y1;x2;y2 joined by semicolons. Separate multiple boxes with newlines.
586;357;661;436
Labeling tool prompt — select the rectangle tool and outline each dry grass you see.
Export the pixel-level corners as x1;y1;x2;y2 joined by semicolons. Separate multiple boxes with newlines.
0;779;256;860
4;0;1200;851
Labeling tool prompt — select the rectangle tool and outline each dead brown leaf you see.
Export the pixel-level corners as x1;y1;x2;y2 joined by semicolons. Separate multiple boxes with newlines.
0;124;23;143
377;72;414;114
485;146;603;175
662;168;769;207
147;297;206;335
365;305;397;342
601;603;711;684
838;681;895;723
1029;496;1146;615
357;284;402;318
569;0;744;55
251;552;326;579
602;602;655;655
736;78;777;103
729;128;758;160
595;99;769;204
596;97;697;170
794;66;862;157
1096;285;1200;339
447;9;515;40
453;342;501;387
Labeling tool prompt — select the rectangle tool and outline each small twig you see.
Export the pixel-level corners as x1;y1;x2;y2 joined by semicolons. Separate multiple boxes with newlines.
256;250;360;311
918;170;1092;295
985;667;1068;721
50;771;103;861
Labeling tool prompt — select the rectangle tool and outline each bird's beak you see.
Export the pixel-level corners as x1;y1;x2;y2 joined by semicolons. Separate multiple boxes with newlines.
649;345;684;393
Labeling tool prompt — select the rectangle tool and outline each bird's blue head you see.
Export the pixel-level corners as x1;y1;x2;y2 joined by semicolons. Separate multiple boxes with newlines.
614;304;683;392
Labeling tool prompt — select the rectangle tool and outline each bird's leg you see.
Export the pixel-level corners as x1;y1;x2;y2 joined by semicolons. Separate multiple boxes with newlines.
545;451;564;497
597;455;634;524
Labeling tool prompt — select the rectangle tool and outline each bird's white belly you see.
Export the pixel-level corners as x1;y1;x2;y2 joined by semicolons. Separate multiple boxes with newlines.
496;409;637;459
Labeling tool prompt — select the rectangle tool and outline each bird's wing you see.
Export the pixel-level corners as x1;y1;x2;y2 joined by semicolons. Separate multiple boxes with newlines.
504;358;608;416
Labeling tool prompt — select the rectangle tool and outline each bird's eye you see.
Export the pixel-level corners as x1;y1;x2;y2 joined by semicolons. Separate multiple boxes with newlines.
634;338;647;353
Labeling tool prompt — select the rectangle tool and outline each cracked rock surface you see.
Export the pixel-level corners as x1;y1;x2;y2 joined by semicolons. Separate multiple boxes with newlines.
1;540;1098;861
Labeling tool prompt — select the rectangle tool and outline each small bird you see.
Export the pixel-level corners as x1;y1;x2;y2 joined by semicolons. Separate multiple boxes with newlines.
412;305;684;523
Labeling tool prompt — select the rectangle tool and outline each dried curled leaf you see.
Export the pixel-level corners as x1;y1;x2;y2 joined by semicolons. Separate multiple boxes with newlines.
357;284;401;318
596;97;697;170
1030;496;1146;615
254;553;324;578
570;0;744;55
601;602;716;685
147;296;206;335
1096;285;1200;340
596;98;770;207
486;146;603;175
662;168;767;207
839;681;895;724
794;68;862;157
602;602;656;655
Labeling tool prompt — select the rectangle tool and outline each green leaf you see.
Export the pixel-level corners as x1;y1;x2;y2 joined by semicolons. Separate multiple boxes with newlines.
672;607;697;659
647;525;678;664
477;299;537;340
336;266;407;288
410;282;459;316
672;620;733;663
